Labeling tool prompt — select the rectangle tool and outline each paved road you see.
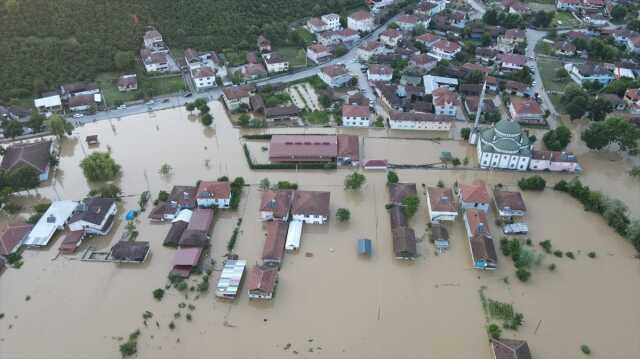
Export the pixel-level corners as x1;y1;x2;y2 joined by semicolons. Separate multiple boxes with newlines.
76;14;400;125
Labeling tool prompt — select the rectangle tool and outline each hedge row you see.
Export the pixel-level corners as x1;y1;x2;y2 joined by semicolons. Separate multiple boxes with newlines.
243;144;336;170
242;134;273;140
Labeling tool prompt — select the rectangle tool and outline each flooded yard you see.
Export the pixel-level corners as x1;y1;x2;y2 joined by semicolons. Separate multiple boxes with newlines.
1;102;639;359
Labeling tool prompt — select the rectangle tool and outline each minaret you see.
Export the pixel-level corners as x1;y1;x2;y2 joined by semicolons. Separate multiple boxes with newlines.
468;79;487;145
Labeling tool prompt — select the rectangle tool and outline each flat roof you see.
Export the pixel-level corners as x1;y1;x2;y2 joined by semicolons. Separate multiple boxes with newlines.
23;200;78;247
216;259;246;298
285;219;303;251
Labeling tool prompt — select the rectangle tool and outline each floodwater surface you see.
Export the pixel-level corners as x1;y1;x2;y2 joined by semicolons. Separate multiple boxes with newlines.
1;103;639;359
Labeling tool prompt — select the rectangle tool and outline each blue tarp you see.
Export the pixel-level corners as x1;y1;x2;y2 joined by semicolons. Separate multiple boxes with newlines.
357;239;372;256
125;210;137;221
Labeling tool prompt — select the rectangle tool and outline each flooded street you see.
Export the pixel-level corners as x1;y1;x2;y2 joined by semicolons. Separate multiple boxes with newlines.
1;102;639;358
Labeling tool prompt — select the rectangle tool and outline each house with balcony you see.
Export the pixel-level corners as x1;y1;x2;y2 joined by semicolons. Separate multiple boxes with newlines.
307;44;333;64
319;64;352;87
427;187;458;222
262;53;289;73
389;111;453;131
432;87;459;116
463;208;498;270
348;10;375;32
509;97;544;125
342;104;370;127
429;39;461;61
565;63;614;85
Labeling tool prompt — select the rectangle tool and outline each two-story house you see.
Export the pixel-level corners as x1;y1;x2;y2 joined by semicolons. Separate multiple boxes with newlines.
196;181;232;208
342;104;370;127
432;87;459;116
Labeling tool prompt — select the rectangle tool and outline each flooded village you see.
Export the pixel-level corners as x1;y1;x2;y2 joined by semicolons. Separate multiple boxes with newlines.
2;0;640;359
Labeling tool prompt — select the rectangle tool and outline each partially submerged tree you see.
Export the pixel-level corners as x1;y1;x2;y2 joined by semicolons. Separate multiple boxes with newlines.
402;196;419;218
80;152;121;182
336;208;351;222
46;114;74;139
344;172;366;190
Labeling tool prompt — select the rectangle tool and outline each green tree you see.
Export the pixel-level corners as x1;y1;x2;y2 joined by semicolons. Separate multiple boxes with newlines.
464;70;484;84
543;125;572;151
336;208;351;222
344;172;366;190
334;44;348;57
46;114;74;139
2;120;23;139
200;113;213;126
27;111;46;133
402;195;419;218
185;102;196;113
487;324;501;339
582;116;640;152
159;163;173;176
7;166;40;191
258;178;270;191
461;127;471;141
114;51;134;71
588;98;613;122
238;113;250;127
518;176;546;191
626;220;640;252
80;152;121;182
387;171;399;184
610;5;626;22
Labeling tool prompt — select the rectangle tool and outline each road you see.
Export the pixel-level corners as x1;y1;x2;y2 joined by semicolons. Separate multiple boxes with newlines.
76;14;401;125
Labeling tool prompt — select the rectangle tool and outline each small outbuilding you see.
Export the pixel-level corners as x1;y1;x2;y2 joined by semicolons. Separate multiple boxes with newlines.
109;241;150;263
247;265;278;300
171;247;203;277
85;135;99;146
216;259;246;299
493;190;527;218
430;223;449;250
58;230;86;254
357;238;372;256
285;219;303;252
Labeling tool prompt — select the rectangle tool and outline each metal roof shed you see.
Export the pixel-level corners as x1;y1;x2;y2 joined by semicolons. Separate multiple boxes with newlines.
23;200;78;247
285;220;303;252
215;259;246;299
357;239;372;256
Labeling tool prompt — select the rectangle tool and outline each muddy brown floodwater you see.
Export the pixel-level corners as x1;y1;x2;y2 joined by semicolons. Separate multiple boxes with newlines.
1;102;639;359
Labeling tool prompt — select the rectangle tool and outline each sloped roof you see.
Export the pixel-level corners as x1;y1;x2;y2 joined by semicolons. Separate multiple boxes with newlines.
0;223;33;256
292;191;330;217
428;187;456;213
247;265;278;293
262;221;288;262
388;182;417;203
69;197;115;225
110;241;150;262
460;180;490;204
337;135;359;161
1;140;52;173
491;338;532;359
197;181;231;200
260;190;294;218
493;190;527;212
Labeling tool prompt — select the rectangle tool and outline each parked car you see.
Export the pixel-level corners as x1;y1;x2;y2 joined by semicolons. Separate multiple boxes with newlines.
117;104;127;110
147;100;155;105
72;113;84;119
162;99;170;103
184;92;193;98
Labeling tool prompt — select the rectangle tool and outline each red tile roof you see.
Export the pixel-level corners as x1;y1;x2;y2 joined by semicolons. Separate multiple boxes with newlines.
337;135;360;161
498;53;527;66
493;190;527;212
247;265;278;294
197;181;231;200
269;135;338;161
511;97;542;115
342;104;370;118
433;39;461;53
58;230;85;254
368;64;393;75
349;10;372;21
262;221;288;262
428;187;456;213
460;180;490;204
0;223;33;256
292;191;330;217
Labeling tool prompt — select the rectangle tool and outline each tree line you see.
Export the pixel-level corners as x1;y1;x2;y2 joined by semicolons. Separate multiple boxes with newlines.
0;0;361;101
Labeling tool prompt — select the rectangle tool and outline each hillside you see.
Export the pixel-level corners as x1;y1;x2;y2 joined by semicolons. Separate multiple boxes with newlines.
0;0;361;100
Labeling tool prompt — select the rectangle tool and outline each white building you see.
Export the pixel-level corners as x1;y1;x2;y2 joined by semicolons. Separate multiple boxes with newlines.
358;41;386;61
321;13;341;31
191;66;216;90
429;39;461;60
380;28;402;47
423;75;458;95
23;200;78;247
285;219;303;251
68;198;117;235
459;180;490;212
342;104;370;127
556;0;580;11
389;111;453;131
196;181;231;208
427;187;458;222
509;97;544;124
477;119;532;171
216;259;246;299
348;10;375;32
367;64;393;82
141;49;169;73
34;93;62;113
432;87;459;116
262;53;289;73
307;44;333;64
291;191;330;224
318;64;352;88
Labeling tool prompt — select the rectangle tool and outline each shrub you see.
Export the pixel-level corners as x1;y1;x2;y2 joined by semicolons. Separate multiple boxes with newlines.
387;171;399;184
276;181;298;190
487;324;502;339
461;127;471;141
515;268;531;282
543;125;572;151
169;321;175;330
153;288;165;301
588;251;596;258
553;250;563;258
581;345;591;355
566;251;575;259
344;172;366;190
402;196;419;218
176;282;188;292
158;190;170;202
336;208;351;222
548;263;556;271
539;240;552;254
186;313;193;321
518;176;546;191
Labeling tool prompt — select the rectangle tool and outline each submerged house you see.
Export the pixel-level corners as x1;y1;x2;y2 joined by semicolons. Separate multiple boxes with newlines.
163;210;192;247
171;247;203;278
493;190;527;218
259;190;294;221
388;183;417;205
463;208;497;270
392;226;417;260
0;140;53;182
459;180;490;212
68;197;117;236
216;259;246;299
58;230;86;254
149;185;197;221
23;200;78;247
109;241;150;263
430;223;449;250
491;338;532;359
292;191;330;224
262;221;289;267
196;181;231;208
0;223;33;257
247;265;278;300
178;208;214;247
426;186;457;222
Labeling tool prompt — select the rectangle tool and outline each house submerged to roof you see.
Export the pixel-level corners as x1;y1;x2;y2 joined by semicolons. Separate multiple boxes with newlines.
463;208;497;270
0;140;53;182
23;200;78;247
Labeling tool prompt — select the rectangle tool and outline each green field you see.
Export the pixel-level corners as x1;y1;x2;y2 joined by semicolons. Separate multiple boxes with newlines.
303;110;330;125
278;47;308;68
552;11;581;28
97;71;185;106
537;57;569;93
292;28;315;47
222;49;248;66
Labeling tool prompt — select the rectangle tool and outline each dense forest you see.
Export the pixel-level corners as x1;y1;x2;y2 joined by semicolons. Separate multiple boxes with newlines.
0;0;361;99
